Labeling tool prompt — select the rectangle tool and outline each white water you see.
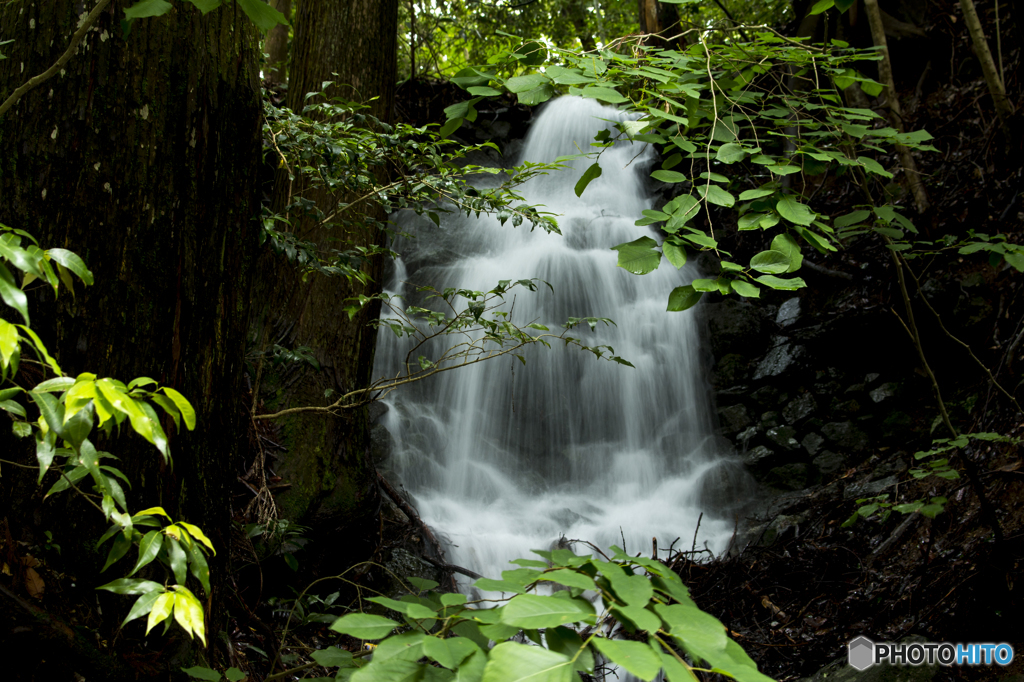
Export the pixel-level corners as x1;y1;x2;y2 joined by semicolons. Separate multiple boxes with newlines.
373;97;746;582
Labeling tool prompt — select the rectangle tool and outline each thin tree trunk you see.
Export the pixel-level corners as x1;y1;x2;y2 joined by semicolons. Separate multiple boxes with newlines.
265;0;291;86
863;0;930;213
959;0;1014;136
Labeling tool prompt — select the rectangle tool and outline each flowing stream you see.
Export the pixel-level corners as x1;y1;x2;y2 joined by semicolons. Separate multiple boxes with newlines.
373;96;745;583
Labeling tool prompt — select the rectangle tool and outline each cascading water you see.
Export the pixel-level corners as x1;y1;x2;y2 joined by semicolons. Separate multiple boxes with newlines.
374;96;747;583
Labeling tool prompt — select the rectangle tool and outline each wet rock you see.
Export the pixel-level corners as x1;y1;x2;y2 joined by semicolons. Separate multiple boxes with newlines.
718;404;753;435
552;507;591;529
844;474;899;500
822;421;871;452
735;513;808;550
766;426;800;451
714;353;753;386
776;297;801;327
845;382;866;395
870;382;900;403
753;342;808;380
782;393;817;423
802;432;825;456
706;298;770;357
813;450;846;476
383;547;443;593
369;401;390;423
832;398;862;415
744;445;778;473
750;385;783;408
736;426;761;450
814;380;842;397
872;456;908;479
371;423;395;467
760;411;780;429
865;372;881;385
768;463;813;490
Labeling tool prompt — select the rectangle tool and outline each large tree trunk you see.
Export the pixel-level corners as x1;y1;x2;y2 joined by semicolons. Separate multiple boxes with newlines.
251;0;398;563
0;0;262;651
265;0;292;86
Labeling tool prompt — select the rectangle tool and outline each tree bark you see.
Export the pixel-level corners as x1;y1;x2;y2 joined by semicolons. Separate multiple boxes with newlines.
863;0;931;213
251;0;399;559
0;0;262;637
958;0;1014;136
265;0;292;86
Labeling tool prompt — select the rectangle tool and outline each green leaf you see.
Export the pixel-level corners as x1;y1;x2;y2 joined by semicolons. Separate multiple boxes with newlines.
651;170;688;183
739;188;775;201
166;535;189;585
500;593;594;628
184;0;223;14
591;639;662;680
351;658;422;682
311;646;354;668
776;196;816;226
330;613;399;639
223;669;246;682
809;0;834;14
544;626;594;673
538;568;595;591
481;642;574;682
715;143;747;164
97;578;165;595
770;233;803;272
505;74;549;93
161;387;196;430
667;285;702;312
749;250;791;275
186;538;211;593
754;275;807;291
575;163;602;197
517;83;555;106
0;262;30;324
731;280;761;298
468;86;502;97
611;237;661;276
662;241;686;269
130;530;163;576
857;156;893;178
124;0;173;19
698;184;735;207
46;248;93;286
513;41;547;66
834;209;871;228
236;0;289;31
612;603;661;632
423;636;480;669
124;591;163;627
580;86;627;104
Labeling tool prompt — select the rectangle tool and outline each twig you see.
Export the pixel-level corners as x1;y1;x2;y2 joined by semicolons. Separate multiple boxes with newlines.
0;0;114;118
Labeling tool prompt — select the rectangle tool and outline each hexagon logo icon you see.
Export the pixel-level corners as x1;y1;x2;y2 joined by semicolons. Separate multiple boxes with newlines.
848;636;875;671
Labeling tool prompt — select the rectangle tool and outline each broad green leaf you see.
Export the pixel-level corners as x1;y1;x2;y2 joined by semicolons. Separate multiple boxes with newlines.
749;250;790;275
124;0;173;19
610;573;654;606
591;639;662;681
545;626;594;673
35;430;56;483
481;642;574;682
468;86;502;97
834;209;871;228
731;280;761;298
810;0;834;14
456;649;487;682
330;613;399;639
754;275;807;291
46;248;93;285
505;74;549;93
130;530;163;576
223;669;246;682
663;240;687;269
162;387;196;430
173;587;206;644
698;184;735;207
0;262;30;324
351;658;422;682
97;578;164;595
517;83;555;106
423;635;480;669
581;86;627;104
0;318;17;367
184;0;223;13
500;593;594;628
440;117;463;138
612;603;661;632
738;188;774;201
236;0;289;31
655;603;728;659
173;592;196;640
32;376;74;393
180;667;222;682
857;156;893;178
715;143;747;164
124;591;162;627
611;237;661;275
667;285;702;312
651;170;688;183
776;196;816;226
575;163;602;197
537;568;595;591
513;41;547;66
146;592;174;635
186;538;211;593
179;522;216;554
166;535;188;585
0;398;25;417
311;646;354;668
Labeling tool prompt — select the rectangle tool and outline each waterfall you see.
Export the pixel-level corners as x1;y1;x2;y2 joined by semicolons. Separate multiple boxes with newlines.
373;96;746;583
